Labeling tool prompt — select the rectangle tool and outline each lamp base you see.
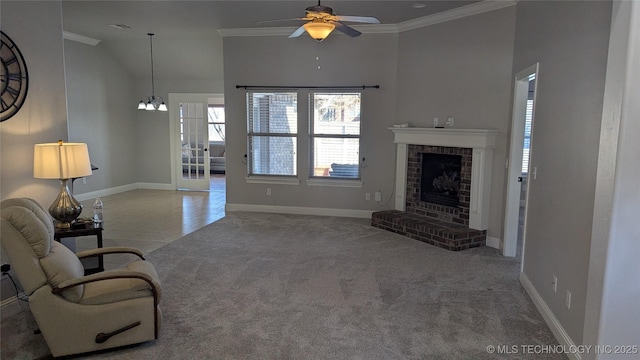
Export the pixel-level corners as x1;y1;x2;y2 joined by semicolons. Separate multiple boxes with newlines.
49;179;83;229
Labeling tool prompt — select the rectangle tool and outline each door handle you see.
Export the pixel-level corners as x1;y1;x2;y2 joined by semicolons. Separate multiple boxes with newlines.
517;177;523;182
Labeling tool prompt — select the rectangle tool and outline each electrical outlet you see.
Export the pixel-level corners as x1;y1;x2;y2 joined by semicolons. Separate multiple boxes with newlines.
266;188;272;196
375;191;381;202
82;177;87;184
446;116;454;127
365;192;371;201
566;290;571;309
1;264;10;273
552;275;557;293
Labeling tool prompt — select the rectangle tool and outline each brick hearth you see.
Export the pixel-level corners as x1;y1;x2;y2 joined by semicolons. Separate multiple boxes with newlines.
371;210;486;251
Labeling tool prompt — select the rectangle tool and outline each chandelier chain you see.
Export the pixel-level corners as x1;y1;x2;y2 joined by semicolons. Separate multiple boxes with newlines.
148;33;156;97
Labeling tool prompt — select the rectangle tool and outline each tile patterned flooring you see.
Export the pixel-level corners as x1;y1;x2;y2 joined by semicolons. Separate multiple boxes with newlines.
76;175;225;269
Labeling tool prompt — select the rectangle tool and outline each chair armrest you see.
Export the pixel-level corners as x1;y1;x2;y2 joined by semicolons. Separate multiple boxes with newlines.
52;269;159;298
75;246;145;260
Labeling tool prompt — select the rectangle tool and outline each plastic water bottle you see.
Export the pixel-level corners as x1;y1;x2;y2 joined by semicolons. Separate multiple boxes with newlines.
93;198;103;224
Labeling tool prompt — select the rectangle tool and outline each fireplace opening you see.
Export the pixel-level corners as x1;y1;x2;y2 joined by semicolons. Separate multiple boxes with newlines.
420;153;462;207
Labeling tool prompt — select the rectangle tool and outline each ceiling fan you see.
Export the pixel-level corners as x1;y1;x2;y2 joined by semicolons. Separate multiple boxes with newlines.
260;1;380;41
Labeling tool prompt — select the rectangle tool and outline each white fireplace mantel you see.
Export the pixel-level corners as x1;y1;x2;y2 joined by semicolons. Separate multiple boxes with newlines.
390;127;499;230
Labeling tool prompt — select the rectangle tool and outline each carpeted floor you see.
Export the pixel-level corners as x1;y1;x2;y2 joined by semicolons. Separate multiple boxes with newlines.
1;213;563;359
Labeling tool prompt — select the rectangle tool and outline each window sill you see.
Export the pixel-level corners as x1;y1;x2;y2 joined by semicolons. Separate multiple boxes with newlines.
246;176;300;185
307;178;363;188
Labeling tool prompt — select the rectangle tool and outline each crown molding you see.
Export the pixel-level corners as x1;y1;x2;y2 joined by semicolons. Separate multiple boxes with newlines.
397;0;518;32
218;0;518;38
353;24;398;35
63;31;101;46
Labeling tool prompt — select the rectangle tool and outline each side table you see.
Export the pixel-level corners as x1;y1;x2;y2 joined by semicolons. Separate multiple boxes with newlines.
54;222;104;275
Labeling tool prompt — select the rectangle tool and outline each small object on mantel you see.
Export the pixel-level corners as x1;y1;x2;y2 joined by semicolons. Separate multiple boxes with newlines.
393;123;410;128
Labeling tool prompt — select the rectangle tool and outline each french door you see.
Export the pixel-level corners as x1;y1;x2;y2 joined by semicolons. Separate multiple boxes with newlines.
171;94;210;190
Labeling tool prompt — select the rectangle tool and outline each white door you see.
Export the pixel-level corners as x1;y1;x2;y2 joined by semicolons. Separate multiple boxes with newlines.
171;94;210;190
503;64;538;258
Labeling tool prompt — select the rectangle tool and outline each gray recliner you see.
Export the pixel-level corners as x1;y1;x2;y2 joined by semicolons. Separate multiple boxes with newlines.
0;198;162;357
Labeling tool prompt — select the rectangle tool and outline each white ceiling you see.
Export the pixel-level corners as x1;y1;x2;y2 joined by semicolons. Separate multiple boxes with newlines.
61;1;479;82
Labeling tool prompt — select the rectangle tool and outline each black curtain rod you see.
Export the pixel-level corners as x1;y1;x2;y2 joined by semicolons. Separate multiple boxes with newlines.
236;85;380;90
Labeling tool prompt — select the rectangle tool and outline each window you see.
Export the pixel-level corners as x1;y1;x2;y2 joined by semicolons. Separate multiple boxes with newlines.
208;105;225;142
522;99;533;174
247;92;298;176
310;92;361;179
522;73;535;174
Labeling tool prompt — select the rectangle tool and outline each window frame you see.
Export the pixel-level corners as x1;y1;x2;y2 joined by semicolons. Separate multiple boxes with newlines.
308;91;362;181
246;91;299;179
207;105;225;143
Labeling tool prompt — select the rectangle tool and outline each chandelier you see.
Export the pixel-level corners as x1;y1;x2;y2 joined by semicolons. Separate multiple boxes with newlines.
137;33;167;111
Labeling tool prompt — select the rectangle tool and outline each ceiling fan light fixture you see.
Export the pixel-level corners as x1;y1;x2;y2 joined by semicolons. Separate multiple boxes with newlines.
303;22;335;41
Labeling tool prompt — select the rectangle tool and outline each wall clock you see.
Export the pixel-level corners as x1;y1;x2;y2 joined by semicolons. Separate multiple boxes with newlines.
1;31;29;122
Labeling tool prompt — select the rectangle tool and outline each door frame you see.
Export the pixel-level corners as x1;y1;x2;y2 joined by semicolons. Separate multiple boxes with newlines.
169;93;224;190
503;64;538;258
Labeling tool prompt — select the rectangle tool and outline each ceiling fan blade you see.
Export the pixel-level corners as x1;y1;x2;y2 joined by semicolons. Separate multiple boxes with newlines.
289;25;307;38
335;15;380;24
333;22;361;37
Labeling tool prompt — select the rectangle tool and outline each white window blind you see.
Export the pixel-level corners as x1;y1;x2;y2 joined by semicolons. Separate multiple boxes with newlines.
247;92;298;176
310;92;361;179
522;99;533;174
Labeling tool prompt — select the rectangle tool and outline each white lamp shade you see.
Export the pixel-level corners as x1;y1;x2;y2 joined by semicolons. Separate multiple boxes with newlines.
138;100;147;110
304;22;335;41
157;102;168;111
34;142;93;179
146;102;155;111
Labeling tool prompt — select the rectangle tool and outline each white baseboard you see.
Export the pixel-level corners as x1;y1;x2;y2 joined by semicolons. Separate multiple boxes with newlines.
486;236;501;249
75;183;139;201
75;182;173;201
226;203;374;219
137;182;174;191
519;272;580;360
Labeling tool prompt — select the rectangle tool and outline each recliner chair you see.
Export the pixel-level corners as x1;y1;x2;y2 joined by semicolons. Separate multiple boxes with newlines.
0;198;162;357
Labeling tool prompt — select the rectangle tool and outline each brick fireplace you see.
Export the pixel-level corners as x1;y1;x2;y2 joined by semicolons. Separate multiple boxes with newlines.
372;127;498;251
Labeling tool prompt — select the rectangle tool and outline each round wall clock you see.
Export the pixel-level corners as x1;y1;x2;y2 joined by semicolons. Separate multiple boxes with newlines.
1;31;29;122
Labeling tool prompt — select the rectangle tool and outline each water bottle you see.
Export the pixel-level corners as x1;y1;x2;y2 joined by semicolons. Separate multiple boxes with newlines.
93;198;103;224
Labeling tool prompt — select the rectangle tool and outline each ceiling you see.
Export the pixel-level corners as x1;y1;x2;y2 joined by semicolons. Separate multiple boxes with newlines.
61;1;480;82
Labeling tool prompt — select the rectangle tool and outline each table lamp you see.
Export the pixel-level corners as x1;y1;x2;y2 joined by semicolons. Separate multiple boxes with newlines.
34;141;93;229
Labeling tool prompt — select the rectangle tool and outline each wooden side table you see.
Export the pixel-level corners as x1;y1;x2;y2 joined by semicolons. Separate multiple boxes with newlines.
54;222;104;275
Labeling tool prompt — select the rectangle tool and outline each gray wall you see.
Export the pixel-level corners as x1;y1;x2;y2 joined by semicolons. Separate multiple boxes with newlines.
134;79;225;185
0;1;69;204
584;1;640;355
64;44;225;189
396;6;516;240
223;34;399;210
512;0;612;344
0;1;69;301
64;40;138;194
